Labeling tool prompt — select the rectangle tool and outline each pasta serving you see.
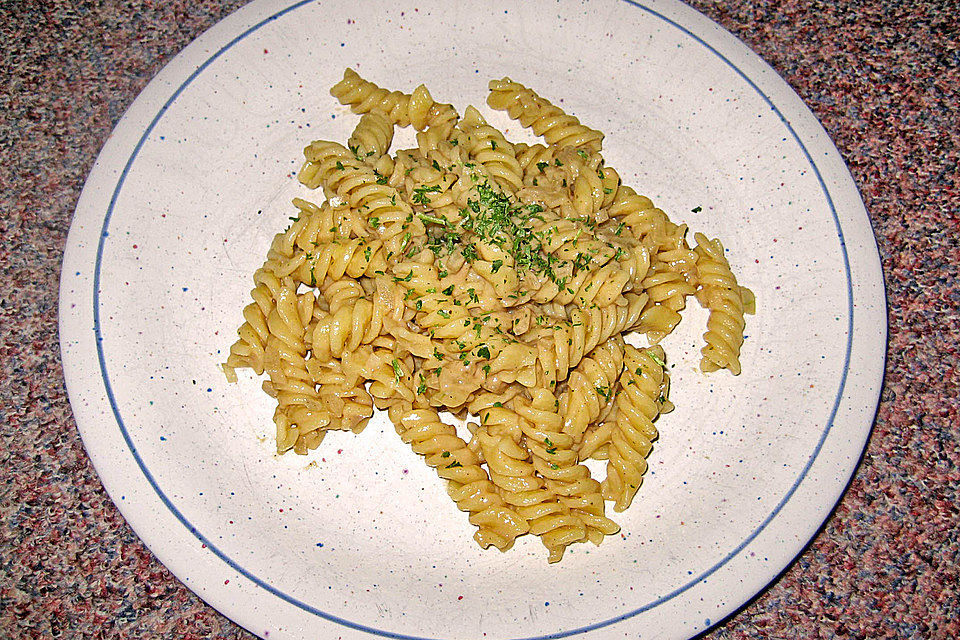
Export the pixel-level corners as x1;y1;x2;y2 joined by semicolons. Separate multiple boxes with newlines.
223;69;755;562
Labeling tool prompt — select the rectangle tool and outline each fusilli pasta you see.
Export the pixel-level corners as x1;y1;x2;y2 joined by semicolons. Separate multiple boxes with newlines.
224;70;755;562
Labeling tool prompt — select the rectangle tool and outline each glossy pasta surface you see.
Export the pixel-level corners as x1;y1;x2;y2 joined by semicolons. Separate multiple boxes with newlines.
223;70;754;562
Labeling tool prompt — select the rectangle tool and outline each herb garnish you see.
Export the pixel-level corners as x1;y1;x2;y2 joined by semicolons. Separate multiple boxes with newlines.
412;184;442;205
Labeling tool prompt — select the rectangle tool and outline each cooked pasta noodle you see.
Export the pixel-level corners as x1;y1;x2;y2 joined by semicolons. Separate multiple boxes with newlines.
693;232;755;375
223;70;755;562
603;345;671;511
487;77;604;152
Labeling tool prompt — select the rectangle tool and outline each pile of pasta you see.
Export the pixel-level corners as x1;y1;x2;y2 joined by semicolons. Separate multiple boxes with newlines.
223;69;754;562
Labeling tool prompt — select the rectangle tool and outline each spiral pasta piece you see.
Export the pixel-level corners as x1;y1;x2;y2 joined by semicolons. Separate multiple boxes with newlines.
348;112;394;162
298;139;356;192
604;345;670;511
331;68;457;131
223;267;285;379
388;403;528;551
693;233;754;375
261;281;333;454
475;409;551;516
558;336;625;442
515;388;618;556
457;106;524;194
504;390;586;561
487;78;604;152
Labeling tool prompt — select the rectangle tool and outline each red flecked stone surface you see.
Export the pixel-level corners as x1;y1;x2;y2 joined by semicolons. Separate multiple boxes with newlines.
1;1;957;639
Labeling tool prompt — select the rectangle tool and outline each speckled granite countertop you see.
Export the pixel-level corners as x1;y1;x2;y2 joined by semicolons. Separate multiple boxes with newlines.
2;0;957;638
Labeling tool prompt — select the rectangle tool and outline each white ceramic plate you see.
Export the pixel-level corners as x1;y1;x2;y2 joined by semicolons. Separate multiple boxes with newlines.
59;1;886;638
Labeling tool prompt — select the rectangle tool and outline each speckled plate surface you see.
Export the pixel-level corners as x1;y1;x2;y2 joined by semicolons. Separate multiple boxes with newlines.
58;1;886;638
